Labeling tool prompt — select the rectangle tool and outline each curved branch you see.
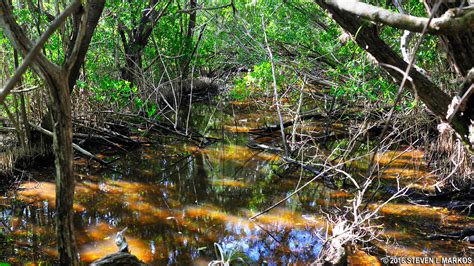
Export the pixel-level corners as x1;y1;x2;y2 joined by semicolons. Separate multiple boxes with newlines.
391;0;427;75
321;0;474;34
66;0;106;90
0;0;81;103
64;6;87;72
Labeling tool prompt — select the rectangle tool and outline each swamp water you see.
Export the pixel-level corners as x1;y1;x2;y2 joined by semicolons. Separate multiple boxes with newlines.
0;100;472;265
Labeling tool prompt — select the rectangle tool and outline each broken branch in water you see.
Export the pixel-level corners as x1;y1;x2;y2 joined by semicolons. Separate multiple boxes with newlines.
428;228;474;242
29;123;117;166
73;120;139;146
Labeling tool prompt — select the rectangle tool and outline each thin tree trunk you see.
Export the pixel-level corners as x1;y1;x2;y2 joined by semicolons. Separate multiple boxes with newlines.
181;0;196;79
14;49;31;146
47;72;77;265
1;1;105;264
122;44;143;85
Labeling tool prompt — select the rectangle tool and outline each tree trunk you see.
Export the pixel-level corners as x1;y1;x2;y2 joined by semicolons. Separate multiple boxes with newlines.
181;0;197;79
1;1;105;264
424;0;474;77
118;0;171;85
425;0;474;147
40;0;105;132
67;0;105;91
122;43;143;85
44;70;78;265
315;0;473;148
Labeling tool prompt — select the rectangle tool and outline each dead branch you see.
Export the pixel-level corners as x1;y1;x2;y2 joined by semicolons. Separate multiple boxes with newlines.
428;228;474;241
391;0;428;76
73;121;139;146
262;16;289;156
320;0;474;34
29;123;114;165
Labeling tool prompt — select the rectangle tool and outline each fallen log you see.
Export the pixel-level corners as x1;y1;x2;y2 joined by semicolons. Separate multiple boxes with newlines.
73;132;133;152
73;121;139;146
29;123;116;165
386;185;474;213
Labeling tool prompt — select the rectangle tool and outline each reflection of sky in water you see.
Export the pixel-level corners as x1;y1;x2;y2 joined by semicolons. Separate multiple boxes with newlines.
218;223;323;264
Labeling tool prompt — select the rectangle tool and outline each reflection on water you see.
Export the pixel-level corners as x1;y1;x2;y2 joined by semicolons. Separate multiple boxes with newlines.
349;148;439;191
2;143;324;264
0;101;473;264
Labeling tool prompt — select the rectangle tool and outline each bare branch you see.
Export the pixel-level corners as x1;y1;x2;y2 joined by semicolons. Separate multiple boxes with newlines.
262;15;290;156
315;0;474;148
29;123;113;166
321;0;474;34
0;0;81;103
392;0;428;76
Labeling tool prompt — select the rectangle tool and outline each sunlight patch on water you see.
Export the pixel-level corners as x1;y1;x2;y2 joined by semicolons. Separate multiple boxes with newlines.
185;205;254;230
17;182;86;212
348;250;381;266
184;144;279;162
223;125;254;133
329;191;352;198
371;203;447;217
80;236;155;263
381;167;433;179
210;179;247;188
381;229;415;240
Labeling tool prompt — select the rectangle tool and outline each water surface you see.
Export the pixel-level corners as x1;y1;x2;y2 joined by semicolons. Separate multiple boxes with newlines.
0;100;472;264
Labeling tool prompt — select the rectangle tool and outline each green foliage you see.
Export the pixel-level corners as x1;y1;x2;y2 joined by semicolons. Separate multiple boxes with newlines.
86;76;161;119
90;77;136;107
229;60;303;101
229;61;274;100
